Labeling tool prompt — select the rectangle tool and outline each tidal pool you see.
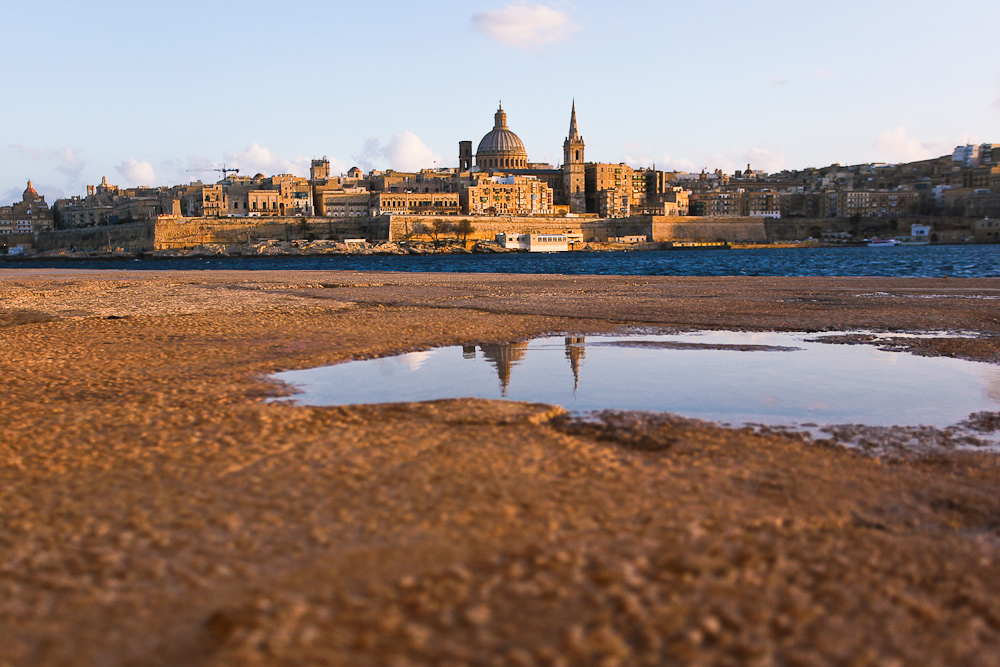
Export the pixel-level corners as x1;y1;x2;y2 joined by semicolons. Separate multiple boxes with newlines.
271;331;1000;432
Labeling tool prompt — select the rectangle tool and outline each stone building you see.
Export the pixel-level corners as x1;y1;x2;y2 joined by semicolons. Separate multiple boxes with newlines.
0;181;54;235
460;174;554;216
317;190;371;217
55;176;152;227
370;192;461;216
586;163;639;214
837;190;920;218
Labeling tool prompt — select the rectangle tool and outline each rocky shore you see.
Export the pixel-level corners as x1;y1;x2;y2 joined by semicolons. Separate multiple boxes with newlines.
9;239;529;261
2;270;1000;666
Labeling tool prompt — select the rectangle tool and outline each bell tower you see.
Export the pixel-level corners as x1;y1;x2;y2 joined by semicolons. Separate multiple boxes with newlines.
458;141;472;171
562;100;586;214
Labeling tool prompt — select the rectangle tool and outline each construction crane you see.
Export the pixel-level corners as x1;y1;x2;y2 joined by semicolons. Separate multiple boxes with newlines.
186;163;240;179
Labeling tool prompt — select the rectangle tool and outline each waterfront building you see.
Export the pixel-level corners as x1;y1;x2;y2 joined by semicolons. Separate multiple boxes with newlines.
496;232;570;252
370;192;461;216
318;190;371;217
837;190;920;218
461;174;554;216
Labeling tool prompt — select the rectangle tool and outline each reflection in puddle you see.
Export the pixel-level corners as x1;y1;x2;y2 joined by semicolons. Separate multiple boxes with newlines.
272;331;1000;436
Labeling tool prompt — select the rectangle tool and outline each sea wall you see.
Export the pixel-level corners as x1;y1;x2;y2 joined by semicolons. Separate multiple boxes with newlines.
152;216;389;250
27;213;980;254
762;216;979;241
648;217;767;242
33;222;156;252
385;215;619;243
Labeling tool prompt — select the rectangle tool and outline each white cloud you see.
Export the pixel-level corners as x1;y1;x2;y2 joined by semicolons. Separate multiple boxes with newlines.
622;143;654;169
814;68;837;78
660;155;696;173
993;72;1000;109
384;132;441;172
471;3;579;51
770;76;788;87
115;159;157;186
353;132;441;173
1;186;25;206
8;144;86;183
740;146;786;173
873;127;935;163
224;143;312;178
705;146;786;175
9;144;41;160
53;146;86;181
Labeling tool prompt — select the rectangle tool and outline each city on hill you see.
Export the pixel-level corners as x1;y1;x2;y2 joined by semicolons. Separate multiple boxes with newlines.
3;102;999;256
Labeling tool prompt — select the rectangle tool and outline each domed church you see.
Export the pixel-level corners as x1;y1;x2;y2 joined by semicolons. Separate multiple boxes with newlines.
473;104;528;170
457;101;587;214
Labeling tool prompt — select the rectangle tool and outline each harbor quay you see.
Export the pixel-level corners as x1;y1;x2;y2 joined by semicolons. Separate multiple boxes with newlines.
2;269;1000;664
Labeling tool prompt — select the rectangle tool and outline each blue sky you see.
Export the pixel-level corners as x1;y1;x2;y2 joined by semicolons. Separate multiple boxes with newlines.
4;0;999;204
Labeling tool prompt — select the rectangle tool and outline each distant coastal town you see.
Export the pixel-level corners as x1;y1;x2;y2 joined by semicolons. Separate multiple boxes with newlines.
3;102;999;256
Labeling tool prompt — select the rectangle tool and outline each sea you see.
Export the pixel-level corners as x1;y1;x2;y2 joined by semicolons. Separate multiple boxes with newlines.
3;244;1000;278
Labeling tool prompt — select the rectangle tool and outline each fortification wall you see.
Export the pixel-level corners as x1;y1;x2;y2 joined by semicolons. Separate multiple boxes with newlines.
152;216;388;250
762;216;975;241
649;217;767;242
33;222;156;252
385;215;655;243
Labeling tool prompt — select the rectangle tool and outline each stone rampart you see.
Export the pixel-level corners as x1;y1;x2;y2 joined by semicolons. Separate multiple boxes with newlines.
152;216;388;250
649;217;767;242
33;222;156;252
385;215;652;243
762;216;976;241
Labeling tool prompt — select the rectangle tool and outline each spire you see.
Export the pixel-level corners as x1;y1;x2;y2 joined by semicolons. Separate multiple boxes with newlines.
568;99;580;140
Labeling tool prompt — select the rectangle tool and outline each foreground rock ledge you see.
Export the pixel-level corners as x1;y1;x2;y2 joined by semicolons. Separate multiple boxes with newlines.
2;269;1000;667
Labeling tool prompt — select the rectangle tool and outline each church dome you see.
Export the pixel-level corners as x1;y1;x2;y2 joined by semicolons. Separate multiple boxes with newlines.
22;180;39;201
476;105;528;170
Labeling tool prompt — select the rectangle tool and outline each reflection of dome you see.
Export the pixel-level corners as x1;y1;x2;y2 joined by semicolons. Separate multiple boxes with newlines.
480;341;530;396
476;104;528;170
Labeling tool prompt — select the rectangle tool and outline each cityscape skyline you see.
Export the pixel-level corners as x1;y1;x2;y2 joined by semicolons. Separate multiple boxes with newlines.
5;0;999;206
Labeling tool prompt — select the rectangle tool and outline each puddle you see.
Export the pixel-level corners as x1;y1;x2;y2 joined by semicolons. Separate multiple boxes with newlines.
271;331;1000;443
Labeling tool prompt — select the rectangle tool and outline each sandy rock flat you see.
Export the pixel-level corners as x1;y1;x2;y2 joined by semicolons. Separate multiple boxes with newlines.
2;269;1000;666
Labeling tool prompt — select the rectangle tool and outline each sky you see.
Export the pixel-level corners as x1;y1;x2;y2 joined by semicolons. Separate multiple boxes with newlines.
4;0;999;205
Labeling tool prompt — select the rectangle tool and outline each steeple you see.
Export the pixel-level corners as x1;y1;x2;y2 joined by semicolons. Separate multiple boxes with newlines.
562;99;586;214
568;99;580;140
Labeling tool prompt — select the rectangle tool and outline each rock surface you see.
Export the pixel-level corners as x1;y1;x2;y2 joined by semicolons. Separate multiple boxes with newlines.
2;269;1000;666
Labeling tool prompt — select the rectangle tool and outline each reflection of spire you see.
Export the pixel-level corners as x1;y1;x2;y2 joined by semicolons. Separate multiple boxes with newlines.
565;337;585;394
479;342;529;397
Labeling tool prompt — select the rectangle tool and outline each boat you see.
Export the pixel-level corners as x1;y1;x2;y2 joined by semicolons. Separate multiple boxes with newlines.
867;238;900;247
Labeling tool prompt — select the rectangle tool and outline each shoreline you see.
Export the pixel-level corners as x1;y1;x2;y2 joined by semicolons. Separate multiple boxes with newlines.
4;237;998;264
3;270;1000;665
